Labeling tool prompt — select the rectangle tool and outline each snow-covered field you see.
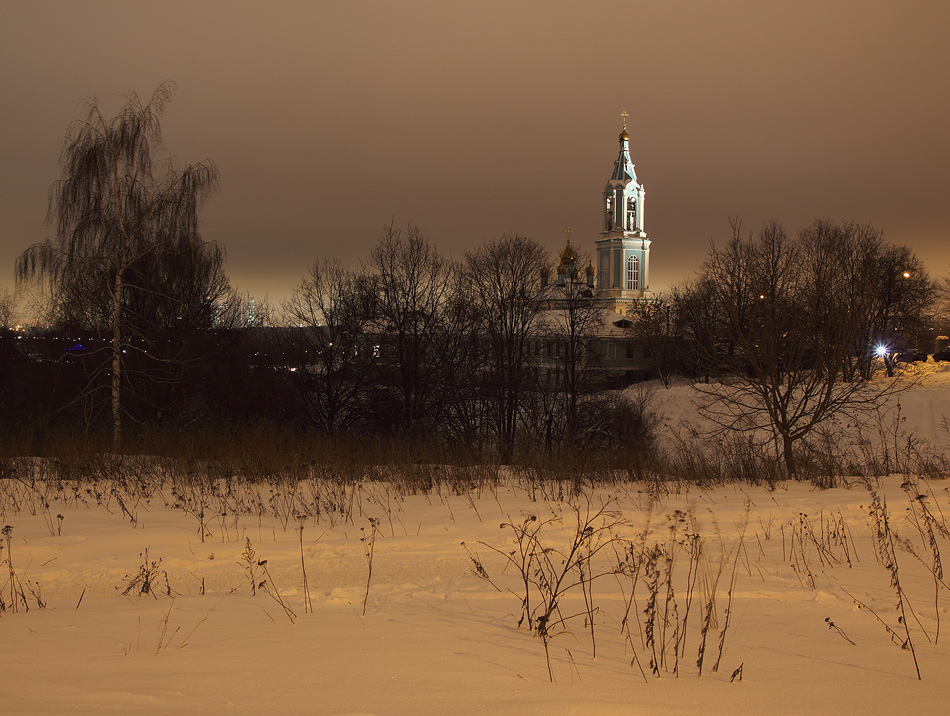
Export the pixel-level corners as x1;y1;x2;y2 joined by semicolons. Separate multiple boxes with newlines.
2;364;950;715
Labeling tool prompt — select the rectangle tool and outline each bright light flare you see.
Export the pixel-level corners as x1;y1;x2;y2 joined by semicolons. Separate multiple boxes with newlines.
875;345;888;357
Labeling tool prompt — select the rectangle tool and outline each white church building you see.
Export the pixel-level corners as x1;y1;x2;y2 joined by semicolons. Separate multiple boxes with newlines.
551;117;653;315
537;118;657;385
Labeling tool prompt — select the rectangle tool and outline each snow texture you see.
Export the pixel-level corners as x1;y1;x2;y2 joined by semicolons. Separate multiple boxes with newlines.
2;362;950;715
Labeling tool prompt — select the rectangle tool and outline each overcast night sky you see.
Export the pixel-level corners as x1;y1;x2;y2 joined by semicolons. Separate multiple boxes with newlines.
2;1;949;312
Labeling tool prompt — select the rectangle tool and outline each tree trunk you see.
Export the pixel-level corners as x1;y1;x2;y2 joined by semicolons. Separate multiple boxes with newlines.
111;269;123;450
782;433;796;478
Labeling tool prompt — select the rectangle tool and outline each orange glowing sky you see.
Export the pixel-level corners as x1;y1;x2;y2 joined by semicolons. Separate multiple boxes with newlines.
2;1;949;310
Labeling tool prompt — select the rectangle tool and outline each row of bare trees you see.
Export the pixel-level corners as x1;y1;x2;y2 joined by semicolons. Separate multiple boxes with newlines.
284;226;620;461
8;83;941;470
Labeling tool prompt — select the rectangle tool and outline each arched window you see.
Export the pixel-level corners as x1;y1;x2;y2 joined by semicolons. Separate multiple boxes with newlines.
626;195;636;230
599;252;610;289
627;255;640;290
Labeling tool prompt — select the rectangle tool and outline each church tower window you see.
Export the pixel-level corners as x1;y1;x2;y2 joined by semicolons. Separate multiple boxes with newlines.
627;255;640;290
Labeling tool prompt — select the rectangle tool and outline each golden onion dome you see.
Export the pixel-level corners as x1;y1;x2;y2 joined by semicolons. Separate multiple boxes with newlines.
585;262;595;277
559;240;577;264
619;127;630;141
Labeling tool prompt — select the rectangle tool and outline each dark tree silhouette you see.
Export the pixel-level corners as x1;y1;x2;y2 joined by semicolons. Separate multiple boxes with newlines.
627;294;678;387
285;258;377;434
529;246;605;454
464;234;550;461
368;223;472;437
15;82;221;446
688;219;920;476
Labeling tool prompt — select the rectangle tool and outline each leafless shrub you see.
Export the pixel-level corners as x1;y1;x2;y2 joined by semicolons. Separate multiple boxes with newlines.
661;428;785;487
239;538;262;596
1;525;29;613
479;496;627;681
121;548;172;598
898;481;950;644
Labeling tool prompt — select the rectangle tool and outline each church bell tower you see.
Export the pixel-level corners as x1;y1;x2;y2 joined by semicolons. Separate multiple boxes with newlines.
595;112;651;314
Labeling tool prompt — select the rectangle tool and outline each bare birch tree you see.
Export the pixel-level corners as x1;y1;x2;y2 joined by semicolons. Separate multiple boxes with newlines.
15;82;220;447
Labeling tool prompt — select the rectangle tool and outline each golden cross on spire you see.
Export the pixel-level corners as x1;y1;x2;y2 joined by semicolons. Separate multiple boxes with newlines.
620;110;629;129
564;226;573;242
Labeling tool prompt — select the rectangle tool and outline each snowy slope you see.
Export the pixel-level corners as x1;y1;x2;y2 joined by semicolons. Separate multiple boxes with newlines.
641;359;950;461
1;368;950;715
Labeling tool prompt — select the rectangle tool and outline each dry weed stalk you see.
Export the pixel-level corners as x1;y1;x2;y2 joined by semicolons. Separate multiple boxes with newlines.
868;491;922;679
825;616;855;645
696;541;730;677
481;497;627;681
258;559;297;624
2;525;29;612
239;538;261;596
642;543;663;675
298;515;313;615
121;548;172;598
155;601;180;654
361;517;380;616
900;481;950;644
236;535;297;621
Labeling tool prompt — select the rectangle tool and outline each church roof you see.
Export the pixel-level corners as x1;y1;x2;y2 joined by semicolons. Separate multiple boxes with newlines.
559;239;578;265
610;133;638;184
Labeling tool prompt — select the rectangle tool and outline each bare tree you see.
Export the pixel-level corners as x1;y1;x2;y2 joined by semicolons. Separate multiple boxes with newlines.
933;269;950;343
0;288;13;329
532;250;605;453
668;277;722;382
285;258;377;433
0;288;17;418
627;294;678;387
556;277;605;449
464;234;550;461
15;82;220;446
691;219;909;476
860;244;932;375
368;223;472;437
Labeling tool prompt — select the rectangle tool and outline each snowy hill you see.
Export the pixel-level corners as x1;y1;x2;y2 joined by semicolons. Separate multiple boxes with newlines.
639;359;950;469
2;365;950;714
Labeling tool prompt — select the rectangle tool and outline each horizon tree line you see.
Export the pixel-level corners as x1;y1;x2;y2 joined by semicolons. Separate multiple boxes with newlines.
5;84;947;473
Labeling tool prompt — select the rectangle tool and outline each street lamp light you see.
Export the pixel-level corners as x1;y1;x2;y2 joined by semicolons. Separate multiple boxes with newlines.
876;344;894;377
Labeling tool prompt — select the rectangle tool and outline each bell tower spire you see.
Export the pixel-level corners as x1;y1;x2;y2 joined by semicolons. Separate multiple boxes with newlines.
605;111;644;234
594;112;652;314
